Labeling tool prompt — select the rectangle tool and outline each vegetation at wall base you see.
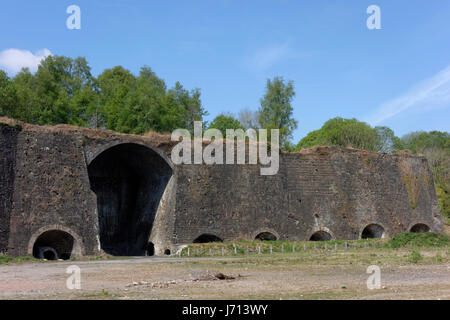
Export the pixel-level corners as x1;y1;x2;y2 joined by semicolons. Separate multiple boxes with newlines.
386;232;450;249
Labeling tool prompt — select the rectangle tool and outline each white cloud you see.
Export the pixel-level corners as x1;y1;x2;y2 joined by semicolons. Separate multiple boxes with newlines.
365;65;450;125
0;48;52;74
245;43;297;71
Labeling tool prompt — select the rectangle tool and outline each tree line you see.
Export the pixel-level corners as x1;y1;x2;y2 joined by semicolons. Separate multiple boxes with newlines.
0;55;206;134
0;55;448;219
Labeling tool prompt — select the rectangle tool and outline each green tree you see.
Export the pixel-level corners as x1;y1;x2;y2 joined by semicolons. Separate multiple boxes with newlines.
208;113;244;137
258;76;298;148
32;55;97;126
2;55;206;135
375;126;405;153
167;82;208;134
0;70;17;118
10;68;38;123
297;117;380;151
97;66;136;132
401;131;450;153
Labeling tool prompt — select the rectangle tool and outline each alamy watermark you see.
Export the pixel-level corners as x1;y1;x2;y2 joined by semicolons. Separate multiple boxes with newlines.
366;265;381;290
171;121;279;176
367;5;381;30
66;265;81;289
66;5;81;30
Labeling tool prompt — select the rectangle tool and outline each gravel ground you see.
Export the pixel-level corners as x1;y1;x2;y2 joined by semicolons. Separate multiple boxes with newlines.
0;254;449;300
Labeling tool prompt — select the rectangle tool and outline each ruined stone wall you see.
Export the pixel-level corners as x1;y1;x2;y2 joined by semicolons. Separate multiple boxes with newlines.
0;123;19;253
0;120;442;257
172;147;442;244
5;125;99;256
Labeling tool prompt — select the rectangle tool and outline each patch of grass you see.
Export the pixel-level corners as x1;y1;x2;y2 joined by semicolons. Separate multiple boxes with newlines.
386;232;450;249
407;250;423;263
179;239;385;257
81;289;113;299
0;255;38;265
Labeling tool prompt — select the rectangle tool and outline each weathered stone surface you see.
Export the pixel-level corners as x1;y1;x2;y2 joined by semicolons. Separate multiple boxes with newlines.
0;119;442;257
0;123;19;253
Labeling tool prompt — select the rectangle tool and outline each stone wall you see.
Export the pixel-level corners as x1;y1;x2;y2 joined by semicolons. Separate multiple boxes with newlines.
5;125;99;256
171;148;442;244
0;123;19;253
0;120;442;257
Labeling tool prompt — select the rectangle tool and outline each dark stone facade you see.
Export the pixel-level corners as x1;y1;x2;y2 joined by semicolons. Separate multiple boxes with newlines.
0;120;443;258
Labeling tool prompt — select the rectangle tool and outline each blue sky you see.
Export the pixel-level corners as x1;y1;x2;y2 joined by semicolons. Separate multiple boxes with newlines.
1;0;449;142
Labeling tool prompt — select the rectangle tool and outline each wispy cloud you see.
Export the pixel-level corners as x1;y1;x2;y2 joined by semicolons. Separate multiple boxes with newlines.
0;48;52;74
366;65;450;125
245;43;297;71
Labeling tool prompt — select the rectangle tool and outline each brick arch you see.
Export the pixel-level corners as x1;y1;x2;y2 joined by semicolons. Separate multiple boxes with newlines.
253;228;280;241
308;227;335;241
193;233;223;243
408;222;431;233
27;225;84;257
360;223;387;239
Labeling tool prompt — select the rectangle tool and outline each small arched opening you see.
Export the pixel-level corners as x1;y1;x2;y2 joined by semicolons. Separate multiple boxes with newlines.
164;249;171;255
193;234;223;243
32;230;74;260
309;231;332;241
361;224;385;239
410;224;430;233
146;242;155;256
255;232;277;241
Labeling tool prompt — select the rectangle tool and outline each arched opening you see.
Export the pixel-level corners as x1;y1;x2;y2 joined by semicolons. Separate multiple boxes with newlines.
309;231;332;241
361;224;385;239
32;230;74;260
193;234;223;243
410;224;430;233
146;242;155;256
42;247;57;260
88;143;172;256
255;232;277;241
164;249;171;255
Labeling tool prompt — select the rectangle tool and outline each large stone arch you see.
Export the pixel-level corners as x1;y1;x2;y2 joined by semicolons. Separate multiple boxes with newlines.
27;225;84;258
87;142;173;256
85;140;174;170
253;228;280;241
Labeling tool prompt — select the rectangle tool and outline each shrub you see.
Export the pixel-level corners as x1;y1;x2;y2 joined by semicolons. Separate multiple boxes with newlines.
408;250;423;263
387;232;449;249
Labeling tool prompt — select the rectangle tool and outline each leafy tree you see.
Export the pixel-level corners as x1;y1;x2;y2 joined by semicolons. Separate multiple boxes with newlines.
208;113;244;137
258;76;298;148
10;68;38;123
401;131;450;153
97;65;136;132
167;82;208;134
297;117;380;151
32;55;97;126
375;126;405;153
282;141;297;152
0;70;17;117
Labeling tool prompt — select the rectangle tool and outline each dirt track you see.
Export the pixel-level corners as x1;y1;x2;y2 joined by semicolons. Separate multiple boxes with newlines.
0;254;449;300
